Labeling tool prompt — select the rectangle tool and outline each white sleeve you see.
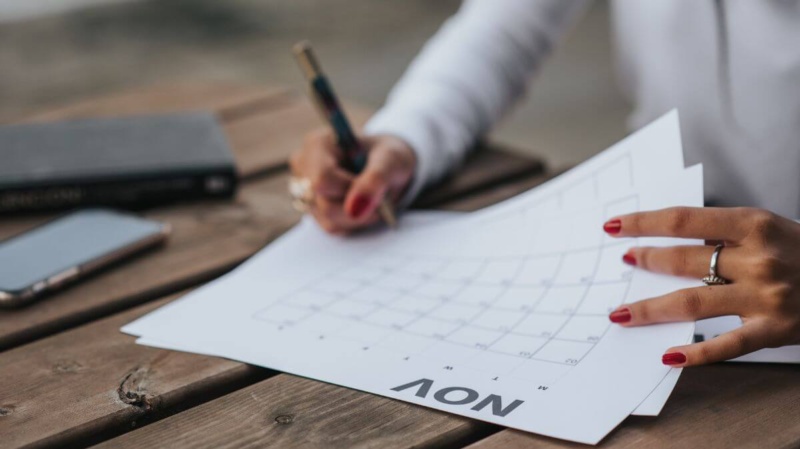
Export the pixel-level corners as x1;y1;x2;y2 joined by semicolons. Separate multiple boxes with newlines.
364;0;589;206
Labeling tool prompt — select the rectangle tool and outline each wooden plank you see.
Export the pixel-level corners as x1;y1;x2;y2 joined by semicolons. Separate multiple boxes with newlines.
0;82;549;448
14;83;289;124
87;169;800;449
0;83;293;241
0;274;493;449
464;363;800;448
0;82;544;219
0;292;273;449
0;287;494;449
11;79;543;196
0;84;359;349
0;164;546;449
0;83;361;238
0;173;301;351
10;83;795;449
93;375;499;449
0;150;542;352
3;81;544;196
0;83;544;351
0;157;552;447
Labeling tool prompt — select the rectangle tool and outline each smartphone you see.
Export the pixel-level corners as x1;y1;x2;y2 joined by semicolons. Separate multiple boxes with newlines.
0;209;170;307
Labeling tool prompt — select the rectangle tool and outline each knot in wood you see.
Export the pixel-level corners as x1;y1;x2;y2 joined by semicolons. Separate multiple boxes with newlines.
118;366;153;411
274;414;294;425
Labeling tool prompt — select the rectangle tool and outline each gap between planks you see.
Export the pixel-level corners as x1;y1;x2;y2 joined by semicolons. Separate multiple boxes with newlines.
0;83;552;449
0;292;276;449
0;173;302;352
0;84;365;351
0;172;547;449
0;83;543;352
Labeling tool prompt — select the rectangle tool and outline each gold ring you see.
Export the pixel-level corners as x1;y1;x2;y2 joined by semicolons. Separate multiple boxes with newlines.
288;177;314;213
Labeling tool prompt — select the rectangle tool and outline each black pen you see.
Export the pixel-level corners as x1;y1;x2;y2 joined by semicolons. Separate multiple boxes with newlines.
292;40;397;227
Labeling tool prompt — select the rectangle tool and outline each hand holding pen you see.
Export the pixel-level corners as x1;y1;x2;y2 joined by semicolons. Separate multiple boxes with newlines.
289;41;417;234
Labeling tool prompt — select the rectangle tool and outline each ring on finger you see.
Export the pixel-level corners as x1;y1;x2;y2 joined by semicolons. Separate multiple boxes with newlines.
288;176;315;213
702;244;730;285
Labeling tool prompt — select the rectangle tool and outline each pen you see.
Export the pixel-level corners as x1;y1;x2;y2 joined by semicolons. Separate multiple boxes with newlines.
292;40;397;228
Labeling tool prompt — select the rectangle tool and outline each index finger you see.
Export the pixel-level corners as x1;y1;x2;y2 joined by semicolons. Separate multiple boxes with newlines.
291;131;354;200
604;207;751;242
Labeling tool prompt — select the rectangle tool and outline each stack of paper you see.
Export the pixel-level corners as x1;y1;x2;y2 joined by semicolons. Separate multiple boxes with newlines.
124;111;708;444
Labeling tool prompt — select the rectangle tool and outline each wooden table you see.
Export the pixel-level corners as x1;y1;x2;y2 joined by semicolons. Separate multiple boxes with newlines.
1;84;798;449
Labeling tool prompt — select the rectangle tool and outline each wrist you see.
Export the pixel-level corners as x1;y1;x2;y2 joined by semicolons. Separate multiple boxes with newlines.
377;135;416;173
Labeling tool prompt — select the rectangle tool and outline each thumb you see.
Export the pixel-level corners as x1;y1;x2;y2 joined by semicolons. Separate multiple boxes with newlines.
344;151;394;220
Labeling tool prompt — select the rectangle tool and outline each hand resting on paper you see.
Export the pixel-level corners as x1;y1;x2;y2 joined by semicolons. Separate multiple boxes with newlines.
605;207;800;367
289;128;416;234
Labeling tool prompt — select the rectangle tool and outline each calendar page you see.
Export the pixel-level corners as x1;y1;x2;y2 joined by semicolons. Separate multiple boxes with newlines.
125;111;703;444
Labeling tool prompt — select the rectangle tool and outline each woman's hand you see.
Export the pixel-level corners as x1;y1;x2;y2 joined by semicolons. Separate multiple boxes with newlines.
289;128;416;234
604;207;800;367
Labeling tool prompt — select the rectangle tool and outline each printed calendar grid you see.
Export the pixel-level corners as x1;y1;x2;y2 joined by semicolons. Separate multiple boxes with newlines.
252;256;630;386
254;231;637;376
253;156;640;384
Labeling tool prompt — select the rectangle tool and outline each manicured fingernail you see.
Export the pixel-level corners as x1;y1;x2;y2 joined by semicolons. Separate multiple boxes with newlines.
662;352;687;366
349;195;371;218
622;252;637;266
609;308;631;323
603;219;621;234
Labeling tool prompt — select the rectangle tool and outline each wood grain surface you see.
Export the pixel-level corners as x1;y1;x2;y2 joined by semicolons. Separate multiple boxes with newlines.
0;292;273;449
0;173;301;351
0;84;544;351
15;83;289;124
93;374;499;449
0;83;551;449
0;161;544;447
0;169;539;449
3;83;798;449
465;363;800;448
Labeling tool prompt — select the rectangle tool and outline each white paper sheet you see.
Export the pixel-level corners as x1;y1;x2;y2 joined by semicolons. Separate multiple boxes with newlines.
631;334;693;416
124;111;703;444
131;210;683;417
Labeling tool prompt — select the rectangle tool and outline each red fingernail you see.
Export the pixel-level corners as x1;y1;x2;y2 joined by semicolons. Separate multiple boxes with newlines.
622;252;637;266
609;308;631;323
349;195;371;218
603;219;621;234
662;352;687;366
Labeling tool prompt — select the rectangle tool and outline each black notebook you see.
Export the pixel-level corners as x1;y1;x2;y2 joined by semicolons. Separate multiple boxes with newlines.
0;112;238;213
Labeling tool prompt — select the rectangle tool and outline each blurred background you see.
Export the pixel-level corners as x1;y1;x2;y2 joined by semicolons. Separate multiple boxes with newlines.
0;0;631;168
